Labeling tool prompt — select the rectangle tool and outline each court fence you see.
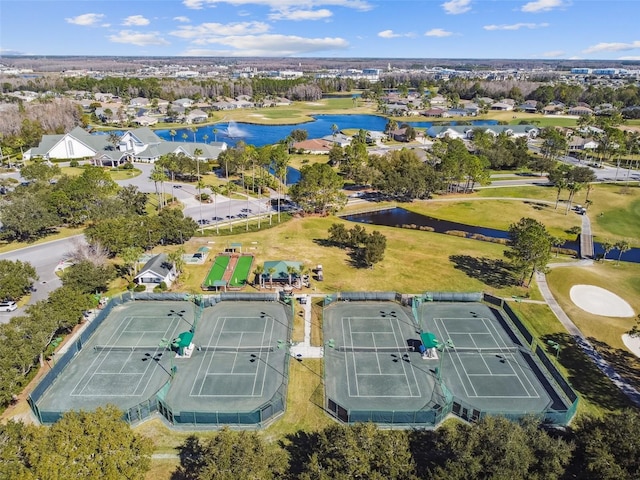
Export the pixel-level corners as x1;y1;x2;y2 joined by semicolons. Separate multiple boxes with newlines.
322;292;578;427
28;293;292;428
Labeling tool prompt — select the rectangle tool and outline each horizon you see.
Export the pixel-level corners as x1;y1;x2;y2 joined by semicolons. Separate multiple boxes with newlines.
3;1;640;61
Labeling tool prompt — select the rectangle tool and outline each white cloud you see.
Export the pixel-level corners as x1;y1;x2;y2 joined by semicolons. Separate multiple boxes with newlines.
583;41;640;54
183;0;372;11
269;8;333;20
378;30;416;38
65;13;106;26
619;56;640;60
483;22;549;31
425;28;453;37
441;0;471;15
539;50;565;57
108;30;170;46
122;15;150;26
521;0;567;13
182;34;348;56
174;16;191;22
171;21;270;42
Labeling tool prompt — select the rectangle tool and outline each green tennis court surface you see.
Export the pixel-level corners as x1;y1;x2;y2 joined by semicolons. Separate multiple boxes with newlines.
323;302;438;423
420;303;566;417
35;299;291;425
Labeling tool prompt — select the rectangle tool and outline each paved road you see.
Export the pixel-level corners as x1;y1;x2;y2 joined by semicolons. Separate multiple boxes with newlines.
0;235;85;324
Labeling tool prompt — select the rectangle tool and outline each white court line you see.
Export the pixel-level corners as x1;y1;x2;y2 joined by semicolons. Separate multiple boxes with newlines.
389;316;420;397
251;316;274;397
342;317;358;397
470;335;491;373
191;315;222;396
482;318;539;397
434;318;476;397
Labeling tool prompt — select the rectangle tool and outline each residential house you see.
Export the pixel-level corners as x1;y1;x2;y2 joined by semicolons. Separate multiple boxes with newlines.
568;136;599;152
322;132;352;147
186;109;209;124
292;139;333;154
568;106;594;116
173;98;194;108
490;102;513;111
134;254;176;289
423;107;448;118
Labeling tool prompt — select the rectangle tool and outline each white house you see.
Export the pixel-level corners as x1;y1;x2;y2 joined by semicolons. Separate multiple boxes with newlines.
134;254;176;289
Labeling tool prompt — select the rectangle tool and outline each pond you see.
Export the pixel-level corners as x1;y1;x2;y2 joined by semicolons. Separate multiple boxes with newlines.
342;207;640;263
154;114;498;148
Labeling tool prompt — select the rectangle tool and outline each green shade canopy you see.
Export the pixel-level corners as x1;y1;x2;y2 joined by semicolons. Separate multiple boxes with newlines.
420;332;439;349
176;331;194;348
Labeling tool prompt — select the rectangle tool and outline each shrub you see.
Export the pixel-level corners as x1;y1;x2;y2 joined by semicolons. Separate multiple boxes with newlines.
70;159;79;167
159;281;168;291
134;284;147;292
445;230;468;238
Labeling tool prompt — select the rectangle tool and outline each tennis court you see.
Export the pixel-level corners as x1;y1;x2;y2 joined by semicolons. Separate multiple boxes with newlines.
165;300;290;420
324;301;437;423
33;298;292;426
420;303;561;415
36;301;193;414
228;255;254;287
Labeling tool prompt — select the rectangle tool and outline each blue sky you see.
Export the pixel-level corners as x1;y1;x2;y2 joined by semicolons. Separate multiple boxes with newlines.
2;0;640;60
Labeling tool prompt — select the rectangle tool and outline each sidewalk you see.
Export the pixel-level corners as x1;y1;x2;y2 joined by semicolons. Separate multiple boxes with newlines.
535;271;640;406
289;294;323;359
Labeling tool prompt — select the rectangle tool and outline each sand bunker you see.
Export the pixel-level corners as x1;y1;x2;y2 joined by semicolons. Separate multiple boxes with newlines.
622;334;640;359
570;285;635;317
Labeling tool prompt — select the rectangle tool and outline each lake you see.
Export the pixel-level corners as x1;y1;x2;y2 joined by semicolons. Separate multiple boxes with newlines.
342;207;640;263
154;114;498;148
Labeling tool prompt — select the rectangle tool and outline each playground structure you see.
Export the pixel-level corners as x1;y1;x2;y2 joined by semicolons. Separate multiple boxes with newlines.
202;253;254;291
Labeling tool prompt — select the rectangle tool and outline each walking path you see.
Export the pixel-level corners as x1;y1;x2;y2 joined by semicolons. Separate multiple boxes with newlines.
535;270;640;406
289;294;323;359
579;212;594;258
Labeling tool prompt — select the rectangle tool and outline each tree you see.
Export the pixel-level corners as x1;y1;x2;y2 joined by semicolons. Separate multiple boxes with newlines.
169;129;176;142
117;185;148;216
299;423;417;480
504;217;552;286
20;161;61;184
62;260;116;294
253;264;264;287
573;410;640;480
167;247;186;278
548;165;571;210
174;428;287;480
361;230;387;267
286;265;297;286
290;128;308;142
614;239;630;265
150;165;168;210
601;239;614;261
37;406;152;480
0;192;58;241
120;246;144;280
289;163;347;215
0;259;38;300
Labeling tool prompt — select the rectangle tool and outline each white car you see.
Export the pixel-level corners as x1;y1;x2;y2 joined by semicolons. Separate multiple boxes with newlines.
0;301;17;312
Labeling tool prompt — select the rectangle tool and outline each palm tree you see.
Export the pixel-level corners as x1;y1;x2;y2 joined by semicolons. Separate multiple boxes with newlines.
150;165;167;210
253;264;264;288
267;267;276;288
286;265;297;287
209;184;221;234
203;134;209;144
213;128;218;142
169;129;176;142
331;123;339;140
181;132;188;142
226;182;237;232
615;239;630;265
601;239;614;261
189;126;197;143
194;148;204;230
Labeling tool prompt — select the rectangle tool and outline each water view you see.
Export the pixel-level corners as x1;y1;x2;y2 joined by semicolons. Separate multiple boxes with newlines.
155;114;498;148
343;207;640;263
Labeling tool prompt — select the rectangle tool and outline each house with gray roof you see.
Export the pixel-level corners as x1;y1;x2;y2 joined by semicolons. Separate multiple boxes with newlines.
134;253;176;289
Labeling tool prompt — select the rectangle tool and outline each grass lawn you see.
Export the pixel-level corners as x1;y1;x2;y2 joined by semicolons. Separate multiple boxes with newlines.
587;183;640;243
545;262;640;391
402;196;582;240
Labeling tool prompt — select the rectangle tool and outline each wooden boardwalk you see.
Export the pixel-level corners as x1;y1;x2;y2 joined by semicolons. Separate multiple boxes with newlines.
579;214;594;259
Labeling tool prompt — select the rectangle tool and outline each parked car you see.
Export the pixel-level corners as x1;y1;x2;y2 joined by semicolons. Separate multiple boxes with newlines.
0;301;18;312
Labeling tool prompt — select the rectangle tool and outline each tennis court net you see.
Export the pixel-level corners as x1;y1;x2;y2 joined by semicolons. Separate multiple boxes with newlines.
94;345;275;353
450;347;521;355
337;346;415;353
